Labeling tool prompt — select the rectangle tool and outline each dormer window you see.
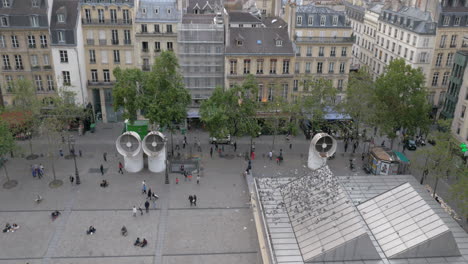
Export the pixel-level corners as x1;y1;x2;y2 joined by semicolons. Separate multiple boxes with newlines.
454;16;461;26
297;16;302;25
167;8;171;14
0;16;8;27
2;0;10;7
154;7;159;14
30;16;39;27
32;0;39;7
142;8;147;14
57;14;65;23
58;31;65;42
276;40;282;46
443;16;450;26
237;40;243;46
332;16;338;26
308;16;313;25
320;15;326;26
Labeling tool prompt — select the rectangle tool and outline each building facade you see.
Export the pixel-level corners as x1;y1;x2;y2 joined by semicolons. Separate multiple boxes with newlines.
134;0;180;72
80;0;135;123
225;25;295;102
428;0;468;114
450;51;468;145
375;7;437;86
344;1;365;69
50;0;88;105
284;3;353;102
0;0;56;107
178;13;224;109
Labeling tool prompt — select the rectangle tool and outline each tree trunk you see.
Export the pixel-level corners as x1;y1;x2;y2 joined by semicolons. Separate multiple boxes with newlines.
170;129;174;157
250;136;253;152
3;163;10;182
47;134;57;181
433;177;439;198
29;135;33;155
272;118;278;151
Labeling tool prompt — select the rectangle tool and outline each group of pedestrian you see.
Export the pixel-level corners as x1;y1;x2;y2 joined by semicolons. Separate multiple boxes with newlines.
188;195;197;206
31;164;44;179
343;137;359;154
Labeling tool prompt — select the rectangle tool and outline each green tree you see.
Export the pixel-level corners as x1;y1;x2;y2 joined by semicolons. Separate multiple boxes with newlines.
113;68;144;124
374;59;431;148
200;75;260;149
414;120;458;197
342;67;375;138
142;51;191;155
10;79;42;159
0;120;16;188
450;167;468;221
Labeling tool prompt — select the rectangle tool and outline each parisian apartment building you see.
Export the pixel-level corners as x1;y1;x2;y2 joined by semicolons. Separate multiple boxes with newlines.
1;0;468;131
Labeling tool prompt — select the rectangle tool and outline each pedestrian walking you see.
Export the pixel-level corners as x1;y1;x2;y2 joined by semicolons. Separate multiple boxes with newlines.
118;162;124;174
144;201;150;213
268;151;273;161
31;165;36;178
210;147;213;158
147;188;152;200
39;164;44;179
189;195;193;206
234;142;237;152
352;142;358;153
79;150;82;157
103;152;107;162
251;151;255;160
100;164;104;175
59;149;63;157
69;175;74;184
132;206;137;217
188;174;192;181
138;207;143;215
289;143;292;149
193;195;197;206
184;171;188;182
142;181;147;194
197;175;200;184
183;138;186;149
176;177;179;184
344;142;348;152
215;142;218;150
279;149;283;157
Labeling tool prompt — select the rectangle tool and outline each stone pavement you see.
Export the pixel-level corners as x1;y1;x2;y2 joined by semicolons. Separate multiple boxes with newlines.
0;123;259;264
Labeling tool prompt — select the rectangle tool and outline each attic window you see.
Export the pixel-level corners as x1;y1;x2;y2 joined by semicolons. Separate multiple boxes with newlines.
237;40;243;46
32;0;39;7
320;15;326;26
154;7;159;14
2;0;10;7
332;15;338;26
142;8;147;14
297;16;302;25
276;40;282;46
308;16;313;25
57;14;65;23
167;8;171;14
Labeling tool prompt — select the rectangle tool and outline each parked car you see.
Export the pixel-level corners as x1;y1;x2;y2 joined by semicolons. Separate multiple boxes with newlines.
405;140;417;150
209;135;231;144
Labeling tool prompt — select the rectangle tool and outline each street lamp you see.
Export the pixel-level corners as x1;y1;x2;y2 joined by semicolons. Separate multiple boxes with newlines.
69;135;81;185
164;137;169;184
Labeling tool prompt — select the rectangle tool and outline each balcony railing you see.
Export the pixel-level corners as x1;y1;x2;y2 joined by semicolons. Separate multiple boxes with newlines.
31;66;41;71
112;39;119;45
295;36;355;44
135;31;177;37
41;44;47;48
2;66;12;71
87;39;95;45
43;65;52;70
87;80;115;86
142;48;149;53
124;39;132;45
82;19;132;25
142;65;150;71
99;39;107;45
29;44;36;48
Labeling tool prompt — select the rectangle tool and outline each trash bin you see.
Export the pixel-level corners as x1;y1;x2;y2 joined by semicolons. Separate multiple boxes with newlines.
90;123;96;133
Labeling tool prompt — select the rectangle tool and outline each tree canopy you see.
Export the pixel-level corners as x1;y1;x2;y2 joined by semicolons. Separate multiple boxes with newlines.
374;59;431;139
0;120;15;158
113;51;191;128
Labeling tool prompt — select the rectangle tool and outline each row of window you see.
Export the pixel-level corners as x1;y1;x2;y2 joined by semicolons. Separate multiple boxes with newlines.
229;59;291;75
141;41;173;52
83;9;131;24
291;79;344;92
441;14;468;26
351;20;376;38
86;29;132;45
431;71;451;87
90;69;111;82
0;15;41;27
228;59;347;75
182;45;223;54
296;46;347;57
434;52;455;67
2;74;56;92
88;49;134;64
2;0;40;7
140;24;173;34
296;15;339;26
439;34;467;49
378;23;432;47
0;35;48;49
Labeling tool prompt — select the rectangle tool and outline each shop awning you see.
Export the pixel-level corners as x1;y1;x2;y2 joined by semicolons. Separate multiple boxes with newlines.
394;151;410;163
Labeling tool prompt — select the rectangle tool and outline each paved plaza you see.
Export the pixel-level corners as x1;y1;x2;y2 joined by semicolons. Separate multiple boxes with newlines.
0;122;466;264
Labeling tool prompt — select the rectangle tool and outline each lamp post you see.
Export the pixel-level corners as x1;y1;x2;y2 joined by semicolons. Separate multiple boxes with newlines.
165;137;169;184
69;136;80;185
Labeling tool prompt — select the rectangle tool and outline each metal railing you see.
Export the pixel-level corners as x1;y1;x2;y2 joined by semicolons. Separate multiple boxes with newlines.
82;19;132;25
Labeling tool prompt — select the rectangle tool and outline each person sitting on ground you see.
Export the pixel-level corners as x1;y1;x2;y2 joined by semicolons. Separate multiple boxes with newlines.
86;226;96;235
140;238;148;247
3;223;11;233
51;210;60;218
35;195;43;203
100;180;108;188
134;237;141;246
121;226;128;236
11;223;19;231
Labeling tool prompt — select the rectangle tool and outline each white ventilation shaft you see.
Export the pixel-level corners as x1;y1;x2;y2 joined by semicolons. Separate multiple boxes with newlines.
116;131;144;173
142;131;166;173
308;133;337;170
